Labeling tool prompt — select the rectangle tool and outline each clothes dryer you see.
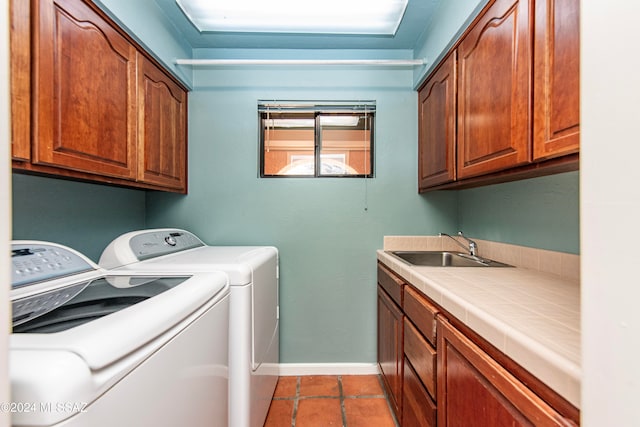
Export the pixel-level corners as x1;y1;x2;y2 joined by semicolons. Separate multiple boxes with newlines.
100;228;279;427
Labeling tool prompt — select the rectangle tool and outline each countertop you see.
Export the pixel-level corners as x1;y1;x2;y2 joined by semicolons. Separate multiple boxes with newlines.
377;241;581;409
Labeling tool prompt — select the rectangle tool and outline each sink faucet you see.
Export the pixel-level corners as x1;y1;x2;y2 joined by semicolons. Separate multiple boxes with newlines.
439;231;478;257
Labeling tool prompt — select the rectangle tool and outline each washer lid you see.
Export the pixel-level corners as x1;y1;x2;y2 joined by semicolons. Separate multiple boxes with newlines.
11;272;229;370
12;275;191;332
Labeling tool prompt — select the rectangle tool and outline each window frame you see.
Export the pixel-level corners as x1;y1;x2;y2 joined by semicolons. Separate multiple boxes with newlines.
258;102;375;178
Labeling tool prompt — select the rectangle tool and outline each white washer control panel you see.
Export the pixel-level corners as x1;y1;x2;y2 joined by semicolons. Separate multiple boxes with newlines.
12;243;94;289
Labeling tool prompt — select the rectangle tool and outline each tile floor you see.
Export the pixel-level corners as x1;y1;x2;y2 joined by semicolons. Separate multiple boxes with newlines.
264;375;399;427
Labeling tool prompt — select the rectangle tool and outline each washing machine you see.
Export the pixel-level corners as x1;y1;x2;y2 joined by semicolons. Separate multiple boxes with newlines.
9;240;230;427
99;228;279;427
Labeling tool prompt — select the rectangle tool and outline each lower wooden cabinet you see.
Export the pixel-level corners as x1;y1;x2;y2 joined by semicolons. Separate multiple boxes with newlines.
377;286;403;422
377;261;580;426
403;357;436;427
437;317;575;427
378;263;438;426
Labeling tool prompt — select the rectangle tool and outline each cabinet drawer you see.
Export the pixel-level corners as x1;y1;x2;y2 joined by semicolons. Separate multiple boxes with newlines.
403;357;436;427
404;286;439;346
378;263;404;306
404;318;437;400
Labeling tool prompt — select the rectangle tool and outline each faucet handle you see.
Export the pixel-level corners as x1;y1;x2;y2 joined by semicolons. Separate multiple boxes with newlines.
457;231;478;257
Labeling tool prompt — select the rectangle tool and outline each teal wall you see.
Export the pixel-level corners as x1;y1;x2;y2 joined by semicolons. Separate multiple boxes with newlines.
413;0;488;87
12;174;146;261
145;55;459;363
93;0;193;87
457;172;580;254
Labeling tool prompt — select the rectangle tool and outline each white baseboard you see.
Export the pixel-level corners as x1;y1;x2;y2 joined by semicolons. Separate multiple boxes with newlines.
277;363;380;376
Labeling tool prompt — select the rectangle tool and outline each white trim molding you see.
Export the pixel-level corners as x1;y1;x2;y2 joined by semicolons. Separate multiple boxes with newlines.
278;363;379;376
176;58;426;67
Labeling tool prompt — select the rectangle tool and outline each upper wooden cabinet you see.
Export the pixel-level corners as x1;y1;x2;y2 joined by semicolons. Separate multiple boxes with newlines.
457;0;531;179
137;56;187;191
11;0;189;193
10;0;31;162
33;0;138;179
533;0;580;160
418;0;579;192
418;52;457;190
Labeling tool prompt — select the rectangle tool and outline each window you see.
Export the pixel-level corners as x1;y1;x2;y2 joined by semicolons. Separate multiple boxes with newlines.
259;101;375;177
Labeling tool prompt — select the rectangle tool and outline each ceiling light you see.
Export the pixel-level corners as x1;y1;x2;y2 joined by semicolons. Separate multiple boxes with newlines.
176;0;408;35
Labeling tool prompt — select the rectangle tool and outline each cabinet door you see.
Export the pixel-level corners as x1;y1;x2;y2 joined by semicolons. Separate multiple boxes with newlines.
377;286;403;422
418;52;457;190
457;0;531;179
437;318;573;427
10;0;31;161
137;56;187;191
533;0;580;160
33;0;137;178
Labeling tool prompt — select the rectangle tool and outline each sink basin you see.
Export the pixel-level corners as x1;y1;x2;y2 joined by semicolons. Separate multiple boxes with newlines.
387;251;511;267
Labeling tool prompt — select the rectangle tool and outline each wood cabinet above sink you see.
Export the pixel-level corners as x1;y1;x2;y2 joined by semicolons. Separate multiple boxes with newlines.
418;0;580;192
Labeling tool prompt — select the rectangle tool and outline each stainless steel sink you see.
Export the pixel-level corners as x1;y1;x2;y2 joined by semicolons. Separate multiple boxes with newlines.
387;251;512;267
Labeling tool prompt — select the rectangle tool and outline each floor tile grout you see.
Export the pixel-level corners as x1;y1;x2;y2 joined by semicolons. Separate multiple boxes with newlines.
338;375;348;427
268;374;397;427
275;394;387;400
376;374;401;427
290;376;300;427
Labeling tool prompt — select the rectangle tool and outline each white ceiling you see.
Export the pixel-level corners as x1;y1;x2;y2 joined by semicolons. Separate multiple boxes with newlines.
153;0;440;50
